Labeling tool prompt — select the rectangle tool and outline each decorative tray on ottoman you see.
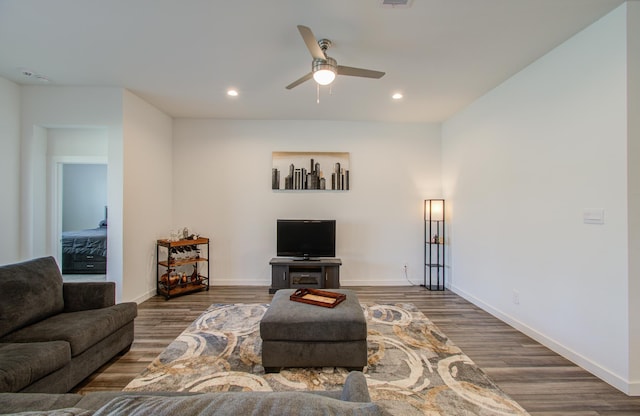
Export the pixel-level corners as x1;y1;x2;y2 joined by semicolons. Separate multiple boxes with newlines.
290;288;346;308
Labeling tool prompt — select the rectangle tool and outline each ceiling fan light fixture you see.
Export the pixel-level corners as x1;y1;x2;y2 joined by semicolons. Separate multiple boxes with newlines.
312;57;337;85
313;68;336;85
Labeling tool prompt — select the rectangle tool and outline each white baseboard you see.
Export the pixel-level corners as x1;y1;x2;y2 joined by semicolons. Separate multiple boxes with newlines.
211;279;269;286
449;283;637;396
210;278;415;287
342;279;415;286
132;280;416;302
131;288;156;304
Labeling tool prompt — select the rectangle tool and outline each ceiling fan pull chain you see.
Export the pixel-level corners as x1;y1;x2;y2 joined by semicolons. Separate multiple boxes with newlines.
317;83;320;104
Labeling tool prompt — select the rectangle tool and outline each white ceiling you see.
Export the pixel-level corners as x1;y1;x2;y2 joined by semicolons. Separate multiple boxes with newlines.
0;0;625;123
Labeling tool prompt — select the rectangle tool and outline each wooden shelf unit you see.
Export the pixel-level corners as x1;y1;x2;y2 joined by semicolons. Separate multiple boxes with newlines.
156;238;209;300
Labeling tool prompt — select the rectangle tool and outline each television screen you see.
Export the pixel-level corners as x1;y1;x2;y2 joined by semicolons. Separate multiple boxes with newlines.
277;219;336;259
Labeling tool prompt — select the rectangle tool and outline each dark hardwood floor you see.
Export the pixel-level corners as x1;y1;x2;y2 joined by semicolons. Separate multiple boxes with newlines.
74;286;640;415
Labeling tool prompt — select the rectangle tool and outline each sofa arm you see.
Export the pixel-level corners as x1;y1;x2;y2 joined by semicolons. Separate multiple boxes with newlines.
63;282;115;312
340;371;372;403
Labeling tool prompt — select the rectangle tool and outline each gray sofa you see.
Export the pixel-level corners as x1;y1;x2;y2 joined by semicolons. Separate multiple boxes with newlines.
0;371;387;415
0;256;137;394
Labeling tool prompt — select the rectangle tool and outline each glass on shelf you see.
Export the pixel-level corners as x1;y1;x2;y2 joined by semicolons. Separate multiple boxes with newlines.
168;268;179;287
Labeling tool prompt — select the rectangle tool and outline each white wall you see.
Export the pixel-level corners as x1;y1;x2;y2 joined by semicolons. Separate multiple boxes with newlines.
62;164;107;231
47;127;108;157
626;0;640;394
122;90;173;302
172;119;441;286
20;86;125;296
17;86;172;303
46;127;108;256
442;4;632;393
0;77;21;264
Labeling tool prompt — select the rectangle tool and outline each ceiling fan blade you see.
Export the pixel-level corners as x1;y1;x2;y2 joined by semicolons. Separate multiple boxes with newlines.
337;66;385;79
286;72;313;90
297;25;325;60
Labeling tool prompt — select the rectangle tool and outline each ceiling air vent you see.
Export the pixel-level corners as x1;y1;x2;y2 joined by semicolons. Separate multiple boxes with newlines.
379;0;412;8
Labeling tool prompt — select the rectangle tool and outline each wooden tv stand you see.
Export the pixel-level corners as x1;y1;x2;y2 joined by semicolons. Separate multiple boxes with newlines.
269;258;341;294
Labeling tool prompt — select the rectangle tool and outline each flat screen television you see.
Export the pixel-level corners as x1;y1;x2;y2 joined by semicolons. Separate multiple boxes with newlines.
277;219;336;260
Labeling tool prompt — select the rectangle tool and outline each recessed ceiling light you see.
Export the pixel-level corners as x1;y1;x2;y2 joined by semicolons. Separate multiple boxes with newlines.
392;92;403;100
227;89;239;97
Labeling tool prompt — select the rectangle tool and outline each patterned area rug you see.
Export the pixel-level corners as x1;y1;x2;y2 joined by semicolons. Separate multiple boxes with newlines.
124;303;529;415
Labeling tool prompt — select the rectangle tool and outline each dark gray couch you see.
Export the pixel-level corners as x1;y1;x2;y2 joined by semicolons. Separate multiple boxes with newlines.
0;372;388;415
0;256;137;394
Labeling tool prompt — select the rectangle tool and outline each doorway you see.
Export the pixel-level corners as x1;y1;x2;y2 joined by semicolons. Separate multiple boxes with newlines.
45;127;108;280
58;163;108;278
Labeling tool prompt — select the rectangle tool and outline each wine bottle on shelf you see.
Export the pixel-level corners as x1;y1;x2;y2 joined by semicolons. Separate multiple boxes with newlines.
169;248;177;264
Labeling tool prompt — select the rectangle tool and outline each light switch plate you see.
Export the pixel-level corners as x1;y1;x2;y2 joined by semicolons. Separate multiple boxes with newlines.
583;208;605;224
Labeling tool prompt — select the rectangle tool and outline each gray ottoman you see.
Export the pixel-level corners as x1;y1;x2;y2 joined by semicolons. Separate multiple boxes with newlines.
260;289;367;372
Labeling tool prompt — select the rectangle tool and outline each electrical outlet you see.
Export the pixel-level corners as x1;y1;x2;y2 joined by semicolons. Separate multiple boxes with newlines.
512;290;520;305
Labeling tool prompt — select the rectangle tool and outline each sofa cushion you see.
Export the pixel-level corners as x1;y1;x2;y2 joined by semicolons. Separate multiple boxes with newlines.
91;392;387;416
1;303;137;357
74;392;202;412
63;282;115;312
0;342;71;393
0;257;64;338
341;370;372;403
0;393;83;414
1;408;92;416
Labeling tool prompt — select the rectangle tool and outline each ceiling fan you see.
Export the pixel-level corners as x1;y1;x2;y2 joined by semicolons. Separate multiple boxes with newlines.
286;25;385;90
